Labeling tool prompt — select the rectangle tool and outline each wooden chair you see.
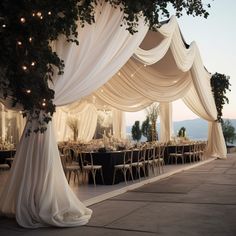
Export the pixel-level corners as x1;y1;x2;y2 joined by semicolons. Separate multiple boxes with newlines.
168;144;184;164
112;149;134;184
154;143;166;174
60;149;81;184
131;145;146;180
80;152;104;186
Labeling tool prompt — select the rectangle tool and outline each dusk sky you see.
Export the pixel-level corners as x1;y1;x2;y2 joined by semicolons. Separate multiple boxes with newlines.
126;0;236;125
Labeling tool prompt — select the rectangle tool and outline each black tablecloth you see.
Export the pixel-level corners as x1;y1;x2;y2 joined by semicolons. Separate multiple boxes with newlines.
83;150;140;185
0;150;16;165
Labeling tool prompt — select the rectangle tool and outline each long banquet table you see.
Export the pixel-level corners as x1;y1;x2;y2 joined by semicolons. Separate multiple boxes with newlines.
82;143;197;185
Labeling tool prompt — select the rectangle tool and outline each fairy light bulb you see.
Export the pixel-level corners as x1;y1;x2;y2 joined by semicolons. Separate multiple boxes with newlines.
36;12;42;17
48;11;51;15
20;17;26;23
42;102;46;107
17;41;22;46
31;61;36;66
26;89;31;94
22;65;27;71
2;24;6;28
29;37;33;42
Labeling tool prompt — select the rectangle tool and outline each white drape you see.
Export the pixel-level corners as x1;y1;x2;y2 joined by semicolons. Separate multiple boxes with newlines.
112;109;126;139
54;103;97;142
0;2;149;228
159;102;173;142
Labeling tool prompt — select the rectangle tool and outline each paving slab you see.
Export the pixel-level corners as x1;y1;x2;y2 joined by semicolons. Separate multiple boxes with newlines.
106;202;236;236
88;200;148;227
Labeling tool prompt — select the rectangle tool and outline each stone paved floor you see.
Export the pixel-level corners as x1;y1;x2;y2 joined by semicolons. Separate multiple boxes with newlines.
1;153;236;236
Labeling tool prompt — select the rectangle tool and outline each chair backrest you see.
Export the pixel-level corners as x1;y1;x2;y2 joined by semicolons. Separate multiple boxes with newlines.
63;147;78;163
158;143;166;158
60;154;67;170
147;146;155;161
79;151;90;169
175;144;184;154
123;149;133;165
138;145;147;162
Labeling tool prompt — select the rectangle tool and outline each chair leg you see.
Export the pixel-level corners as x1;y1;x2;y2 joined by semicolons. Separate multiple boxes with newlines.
91;170;97;186
112;168;117;185
68;171;72;183
100;169;105;184
129;168;134;182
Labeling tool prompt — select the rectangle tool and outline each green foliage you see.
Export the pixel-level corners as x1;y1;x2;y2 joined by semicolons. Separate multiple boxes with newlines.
131;120;141;142
178;126;186;137
0;0;211;132
210;73;231;122
221;120;236;145
141;116;152;142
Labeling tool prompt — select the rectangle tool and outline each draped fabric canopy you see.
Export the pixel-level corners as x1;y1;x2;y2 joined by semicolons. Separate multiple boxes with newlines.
0;1;226;229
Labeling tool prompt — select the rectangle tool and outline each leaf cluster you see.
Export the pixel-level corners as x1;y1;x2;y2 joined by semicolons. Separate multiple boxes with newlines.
210;72;231;122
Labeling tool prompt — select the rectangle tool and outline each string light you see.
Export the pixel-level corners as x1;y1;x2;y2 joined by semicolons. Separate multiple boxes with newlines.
17;41;22;46
2;24;6;28
29;37;33;42
42;102;46;107
48;11;51;15
31;61;36;66
40;16;43;20
32;13;35;17
26;89;31;94
20;17;26;23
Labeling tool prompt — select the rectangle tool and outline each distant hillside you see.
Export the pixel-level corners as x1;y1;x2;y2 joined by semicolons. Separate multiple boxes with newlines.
126;118;236;141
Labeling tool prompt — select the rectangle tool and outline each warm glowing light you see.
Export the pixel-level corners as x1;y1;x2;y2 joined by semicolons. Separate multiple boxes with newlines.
42;102;46;106
43;98;46;102
2;24;6;28
31;61;36;66
48;11;51;15
29;37;33;42
17;41;22;45
22;65;27;70
40;16;43;20
32;13;35;17
26;89;31;94
20;17;26;23
36;12;42;17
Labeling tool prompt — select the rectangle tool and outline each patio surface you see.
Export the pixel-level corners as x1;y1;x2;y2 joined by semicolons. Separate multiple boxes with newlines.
1;153;236;236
